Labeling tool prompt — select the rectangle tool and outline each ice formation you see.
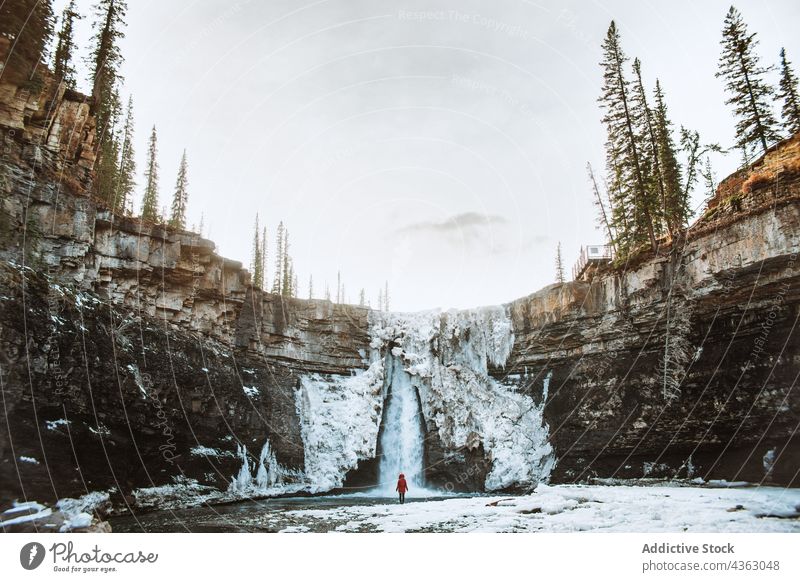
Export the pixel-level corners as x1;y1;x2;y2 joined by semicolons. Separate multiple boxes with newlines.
292;305;554;493
377;354;426;493
227;440;301;494
294;365;384;492
370;307;554;491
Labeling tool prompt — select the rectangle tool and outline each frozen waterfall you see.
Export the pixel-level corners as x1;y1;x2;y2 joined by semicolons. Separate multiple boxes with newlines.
377;353;426;495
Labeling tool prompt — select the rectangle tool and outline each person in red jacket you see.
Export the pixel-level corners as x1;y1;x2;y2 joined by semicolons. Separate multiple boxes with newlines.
396;473;408;504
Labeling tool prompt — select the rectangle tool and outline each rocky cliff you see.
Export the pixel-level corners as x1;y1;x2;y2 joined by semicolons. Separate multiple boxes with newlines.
1;63;798;516
506;136;800;485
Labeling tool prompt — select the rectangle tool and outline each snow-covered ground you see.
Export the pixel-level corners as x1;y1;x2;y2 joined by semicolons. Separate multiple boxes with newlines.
0;491;112;532
279;484;800;533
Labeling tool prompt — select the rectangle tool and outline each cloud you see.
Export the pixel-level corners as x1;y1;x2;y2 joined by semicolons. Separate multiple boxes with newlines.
394;212;508;236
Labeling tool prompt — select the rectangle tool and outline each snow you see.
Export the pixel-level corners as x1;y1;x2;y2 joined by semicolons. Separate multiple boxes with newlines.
0;506;53;527
45;418;70;430
242;385;260;398
55;491;110;532
133;476;222;511
190;446;235;458
289;306;553;494
295;364;384;492
88;423;111;436
0;491;109;531
283;484;800;533
60;513;93;531
18;456;40;464
369;307;554;491
2;501;47;514
126;364;149;398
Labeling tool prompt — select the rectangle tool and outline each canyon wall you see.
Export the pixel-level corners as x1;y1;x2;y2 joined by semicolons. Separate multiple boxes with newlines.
1;66;798;513
505;136;800;485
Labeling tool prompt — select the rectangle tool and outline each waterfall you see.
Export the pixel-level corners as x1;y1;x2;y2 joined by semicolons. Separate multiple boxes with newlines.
377;354;426;495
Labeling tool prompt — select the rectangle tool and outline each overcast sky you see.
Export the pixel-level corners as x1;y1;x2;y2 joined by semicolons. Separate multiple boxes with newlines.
54;0;800;311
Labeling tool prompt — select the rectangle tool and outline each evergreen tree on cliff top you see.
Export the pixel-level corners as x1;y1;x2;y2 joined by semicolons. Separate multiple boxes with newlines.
141;125;160;222
250;214;263;288
716;6;780;158
169;150;189;229
630;58;666;237
272;222;285;294
94;88;122;208
114;95;136;215
0;0;54;82
89;0;127;147
52;0;81;88
777;48;800;135
282;228;292;298
599;22;657;255
260;225;268;288
653;80;687;234
555;242;565;284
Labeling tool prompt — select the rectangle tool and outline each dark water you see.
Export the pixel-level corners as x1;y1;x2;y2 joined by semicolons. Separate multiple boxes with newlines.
109;493;470;533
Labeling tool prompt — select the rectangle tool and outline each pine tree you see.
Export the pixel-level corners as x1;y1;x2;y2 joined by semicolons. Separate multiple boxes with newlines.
250;214;263;288
169;150;189;229
358;288;366;306
555;242;565;284
0;0;54;82
94;89;122;206
383;281;390;312
587;162;616;251
292;271;298;299
701;157;718;203
52;0;81;88
599;21;657;254
777;48;800;135
653;81;686;234
377;288;383;311
336;271;341;303
272;222;284;294
260;226;268;286
324;283;331;301
114;95;136;214
89;0;127;134
281;228;292;298
140;125;160;222
717;6;780;156
630;58;665;235
679;127;722;207
308;275;314;300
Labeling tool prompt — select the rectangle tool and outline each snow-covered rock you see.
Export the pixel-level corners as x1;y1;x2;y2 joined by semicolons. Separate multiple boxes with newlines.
295;363;384;492
370;307;554;491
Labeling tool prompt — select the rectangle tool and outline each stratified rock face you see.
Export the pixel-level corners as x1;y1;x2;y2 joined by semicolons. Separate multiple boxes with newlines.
505;135;800;486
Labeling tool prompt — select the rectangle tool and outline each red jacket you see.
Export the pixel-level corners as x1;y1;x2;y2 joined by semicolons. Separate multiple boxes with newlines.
396;476;408;493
